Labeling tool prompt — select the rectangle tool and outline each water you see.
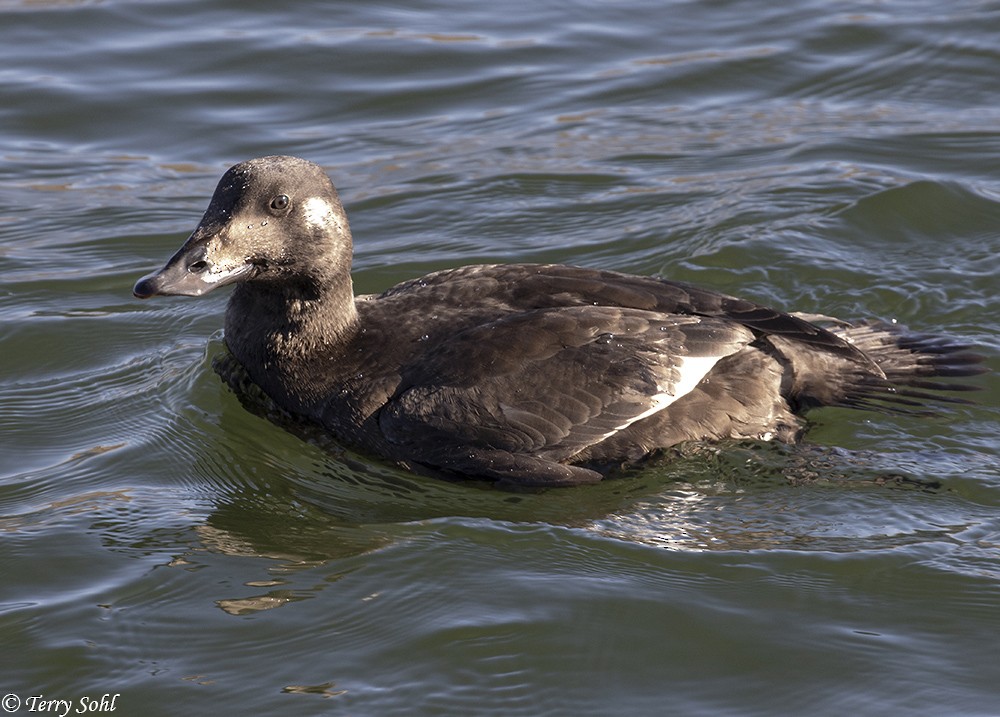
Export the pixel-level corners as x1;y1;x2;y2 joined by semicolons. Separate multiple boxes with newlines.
2;0;1000;715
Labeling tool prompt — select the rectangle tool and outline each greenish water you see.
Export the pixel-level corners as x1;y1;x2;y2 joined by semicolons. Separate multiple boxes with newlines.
2;1;1000;715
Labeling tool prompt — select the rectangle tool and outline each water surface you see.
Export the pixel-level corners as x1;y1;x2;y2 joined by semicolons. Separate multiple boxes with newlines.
2;1;1000;715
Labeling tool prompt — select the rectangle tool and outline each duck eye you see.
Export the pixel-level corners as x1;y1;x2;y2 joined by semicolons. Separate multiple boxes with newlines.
269;194;290;213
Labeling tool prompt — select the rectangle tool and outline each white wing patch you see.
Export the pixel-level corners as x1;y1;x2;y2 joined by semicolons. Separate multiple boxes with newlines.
606;354;722;436
670;355;721;402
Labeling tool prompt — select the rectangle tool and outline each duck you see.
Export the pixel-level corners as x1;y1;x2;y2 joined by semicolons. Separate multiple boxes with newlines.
133;155;984;487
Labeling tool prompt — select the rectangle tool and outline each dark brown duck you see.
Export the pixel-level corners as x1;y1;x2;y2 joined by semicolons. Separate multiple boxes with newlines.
134;156;984;487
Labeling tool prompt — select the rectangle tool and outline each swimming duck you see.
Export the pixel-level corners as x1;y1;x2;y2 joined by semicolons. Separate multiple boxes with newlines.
133;156;983;487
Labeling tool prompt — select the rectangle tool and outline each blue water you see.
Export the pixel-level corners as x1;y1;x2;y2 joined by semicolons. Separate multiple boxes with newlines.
2;1;1000;715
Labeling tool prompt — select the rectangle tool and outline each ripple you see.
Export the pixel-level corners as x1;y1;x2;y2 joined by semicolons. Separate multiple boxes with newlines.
3;0;1000;714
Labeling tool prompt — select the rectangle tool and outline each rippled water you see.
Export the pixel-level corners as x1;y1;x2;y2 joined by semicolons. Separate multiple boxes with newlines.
3;1;1000;715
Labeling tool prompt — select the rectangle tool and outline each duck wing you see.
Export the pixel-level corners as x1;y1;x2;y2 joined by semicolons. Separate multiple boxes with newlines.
384;264;879;371
377;304;755;487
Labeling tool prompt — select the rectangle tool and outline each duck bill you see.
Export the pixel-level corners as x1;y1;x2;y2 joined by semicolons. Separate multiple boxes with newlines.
133;233;254;299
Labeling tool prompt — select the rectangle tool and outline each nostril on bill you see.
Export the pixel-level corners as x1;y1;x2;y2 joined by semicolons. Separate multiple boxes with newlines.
188;260;208;273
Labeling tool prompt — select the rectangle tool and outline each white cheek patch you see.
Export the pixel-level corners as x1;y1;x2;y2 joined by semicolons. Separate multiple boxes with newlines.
203;263;252;284
301;196;345;234
201;239;249;284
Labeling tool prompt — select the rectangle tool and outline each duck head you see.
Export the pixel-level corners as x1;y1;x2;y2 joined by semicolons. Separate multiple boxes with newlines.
133;155;352;300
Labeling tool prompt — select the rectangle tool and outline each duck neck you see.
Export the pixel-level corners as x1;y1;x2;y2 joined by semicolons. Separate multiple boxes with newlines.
224;275;360;410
